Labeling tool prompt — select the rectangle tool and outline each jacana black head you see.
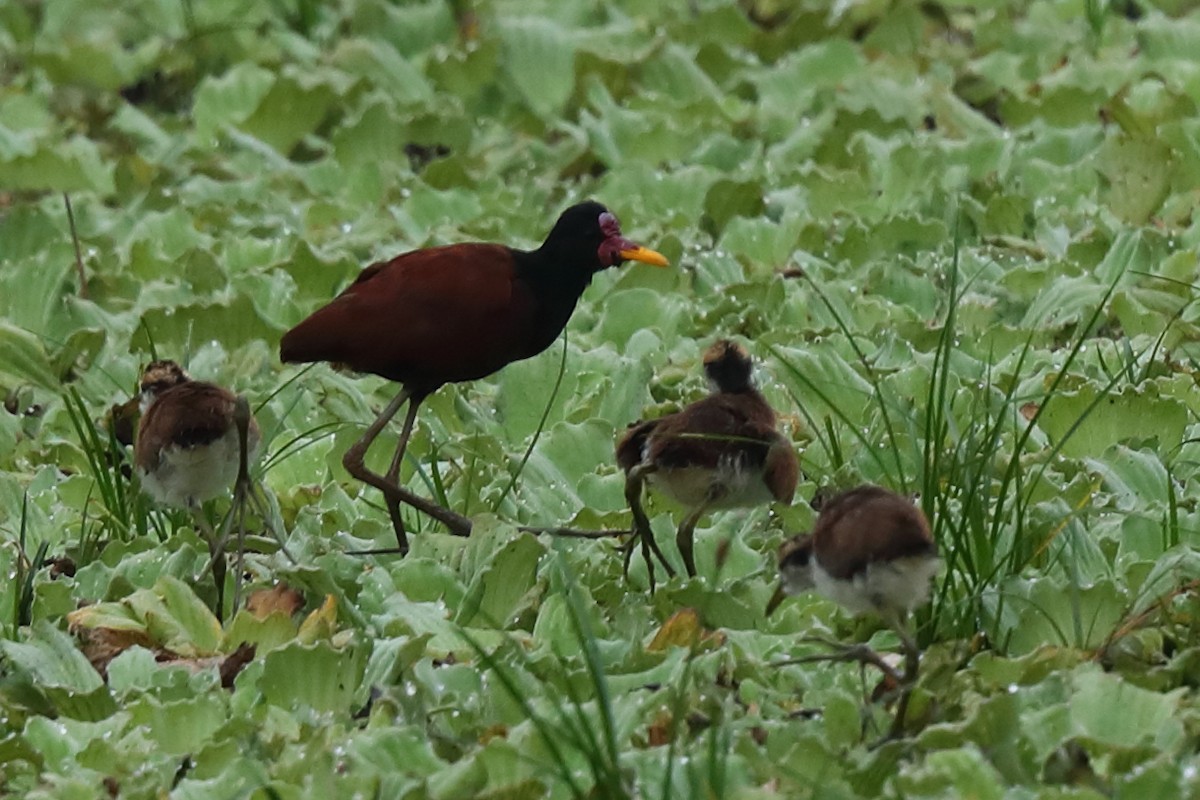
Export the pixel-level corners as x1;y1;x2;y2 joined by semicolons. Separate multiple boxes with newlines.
703;339;755;394
537;201;669;271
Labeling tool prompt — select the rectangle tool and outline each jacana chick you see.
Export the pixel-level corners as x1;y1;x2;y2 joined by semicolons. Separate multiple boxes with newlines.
134;360;275;617
280;201;668;553
767;485;939;735
768;485;938;639
135;360;259;510
617;340;798;583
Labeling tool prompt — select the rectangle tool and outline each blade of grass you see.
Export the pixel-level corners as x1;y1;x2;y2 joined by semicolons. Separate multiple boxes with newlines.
63;387;137;544
555;549;625;794
62;193;87;300
492;330;569;513
789;269;909;492
459;628;587;798
770;347;891;479
258;420;346;474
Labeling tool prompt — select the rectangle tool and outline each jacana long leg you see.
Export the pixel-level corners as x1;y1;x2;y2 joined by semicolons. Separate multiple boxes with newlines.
190;506;226;621
383;394;421;482
231;479;247;616
675;485;725;578
622;465;675;589
775;636;904;685
778;626;921;742
384;495;406;550
207;397;298;616
230;398;251;615
242;485;295;562
231;394;295;563
342;385;411;476
209;469;297;566
380;396;423;554
622;470;655;589
342;387;473;540
882;611;921;740
378;391;462;542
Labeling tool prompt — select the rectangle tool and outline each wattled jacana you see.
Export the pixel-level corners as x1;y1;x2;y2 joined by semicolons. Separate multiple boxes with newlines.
617;340;798;584
280;201;668;552
134;360;280;617
766;485;939;736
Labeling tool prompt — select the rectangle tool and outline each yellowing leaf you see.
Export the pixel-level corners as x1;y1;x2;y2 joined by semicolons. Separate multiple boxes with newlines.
298;594;339;644
646;608;724;653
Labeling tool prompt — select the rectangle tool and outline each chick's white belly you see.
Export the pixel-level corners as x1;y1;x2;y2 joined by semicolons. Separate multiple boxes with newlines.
813;555;940;617
778;562;816;597
647;462;773;509
137;430;256;508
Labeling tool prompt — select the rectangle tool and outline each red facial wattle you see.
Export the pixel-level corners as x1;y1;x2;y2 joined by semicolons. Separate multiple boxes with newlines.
596;211;669;268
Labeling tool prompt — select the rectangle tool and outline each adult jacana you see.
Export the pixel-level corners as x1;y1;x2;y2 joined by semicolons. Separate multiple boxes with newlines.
766;485;939;736
617;340;798;584
280;201;668;552
134;360;268;617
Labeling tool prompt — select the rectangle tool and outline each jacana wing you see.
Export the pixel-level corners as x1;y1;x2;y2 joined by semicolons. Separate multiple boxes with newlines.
616;418;660;473
812;488;936;581
135;382;238;466
762;441;799;503
280;244;541;386
644;394;781;471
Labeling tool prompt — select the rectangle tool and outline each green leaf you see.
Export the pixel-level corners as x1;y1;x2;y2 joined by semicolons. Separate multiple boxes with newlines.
985;576;1126;654
0;321;59;390
703;179;765;237
1038;383;1190;460
640;43;723;106
72;576;223;657
0;135;114;193
132;295;278;355
1138;16;1200;62
1;620;104;693
259;638;370;713
331;38;434;104
896;745;1007;800
1069;667;1185;749
126;693;228;755
154;575;225;654
347;726;446;779
1084;446;1169;510
239;73;339;155
193;63;276;147
456;532;544;629
30;31;144;91
498;18;577;119
0;621;116;720
1095;133;1173;224
757;40;863;108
